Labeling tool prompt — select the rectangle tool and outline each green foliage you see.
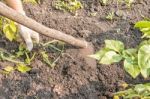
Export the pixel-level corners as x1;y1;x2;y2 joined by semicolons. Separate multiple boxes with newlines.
3;66;15;73
100;0;108;5
0;39;64;74
124;59;140;78
90;20;150;79
16;64;31;73
106;11;115;21
100;0;134;8
16;44;35;65
122;49;140;78
89;40;123;63
100;51;122;64
135;21;150;38
22;0;40;4
138;45;150;78
114;83;150;99
0;45;33;73
125;0;134;7
54;0;83;13
0;17;18;41
105;40;124;53
90;39;150;79
40;51;54;67
89;40;123;65
2;64;31;74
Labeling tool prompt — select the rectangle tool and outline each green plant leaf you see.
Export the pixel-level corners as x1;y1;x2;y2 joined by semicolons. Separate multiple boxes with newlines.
23;0;38;4
9;21;17;33
124;59;140;78
17;64;31;73
134;21;150;38
138;45;150;69
144;83;150;92
141;29;150;38
54;0;83;13
40;51;52;67
3;24;15;41
140;69;150;78
4;66;14;73
0;17;3;30
25;52;31;64
134;21;150;28
122;48;137;59
114;89;135;96
100;51;122;64
125;94;140;99
139;40;150;49
89;48;110;60
105;40;124;53
113;95;119;99
138;45;150;78
134;84;146;94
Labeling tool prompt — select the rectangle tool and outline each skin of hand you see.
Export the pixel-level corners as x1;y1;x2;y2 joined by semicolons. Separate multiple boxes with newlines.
5;0;39;51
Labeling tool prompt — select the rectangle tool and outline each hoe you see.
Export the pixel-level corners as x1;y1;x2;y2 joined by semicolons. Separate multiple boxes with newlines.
0;2;96;69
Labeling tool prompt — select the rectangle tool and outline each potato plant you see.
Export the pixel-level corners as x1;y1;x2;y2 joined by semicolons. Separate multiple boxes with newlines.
90;20;150;98
90;20;150;79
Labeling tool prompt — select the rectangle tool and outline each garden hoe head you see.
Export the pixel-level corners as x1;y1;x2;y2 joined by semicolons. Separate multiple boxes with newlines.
0;2;96;69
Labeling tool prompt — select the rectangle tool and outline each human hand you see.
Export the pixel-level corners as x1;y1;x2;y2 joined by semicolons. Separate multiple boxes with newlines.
18;24;39;51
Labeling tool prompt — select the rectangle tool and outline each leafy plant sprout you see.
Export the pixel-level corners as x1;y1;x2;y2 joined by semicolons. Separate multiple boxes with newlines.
54;0;83;14
106;11;115;21
90;20;150;99
90;20;150;79
125;0;134;8
22;0;40;4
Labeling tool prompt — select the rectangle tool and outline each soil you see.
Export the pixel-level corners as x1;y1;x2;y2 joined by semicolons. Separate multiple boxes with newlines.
0;0;150;99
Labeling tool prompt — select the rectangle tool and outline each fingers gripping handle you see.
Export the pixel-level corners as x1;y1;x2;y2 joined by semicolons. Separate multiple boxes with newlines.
0;2;88;48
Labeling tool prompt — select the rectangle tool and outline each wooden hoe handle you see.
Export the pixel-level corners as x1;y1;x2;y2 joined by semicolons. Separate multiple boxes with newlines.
0;2;88;48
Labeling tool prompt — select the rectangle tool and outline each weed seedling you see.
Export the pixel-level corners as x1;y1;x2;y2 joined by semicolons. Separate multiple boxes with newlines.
22;0;40;4
125;0;134;8
54;0;83;14
40;40;64;68
106;11;115;21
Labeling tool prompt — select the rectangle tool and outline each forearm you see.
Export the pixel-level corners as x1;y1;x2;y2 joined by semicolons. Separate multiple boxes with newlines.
5;0;25;14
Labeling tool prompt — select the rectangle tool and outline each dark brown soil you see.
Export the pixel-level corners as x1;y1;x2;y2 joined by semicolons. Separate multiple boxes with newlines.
0;0;150;99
